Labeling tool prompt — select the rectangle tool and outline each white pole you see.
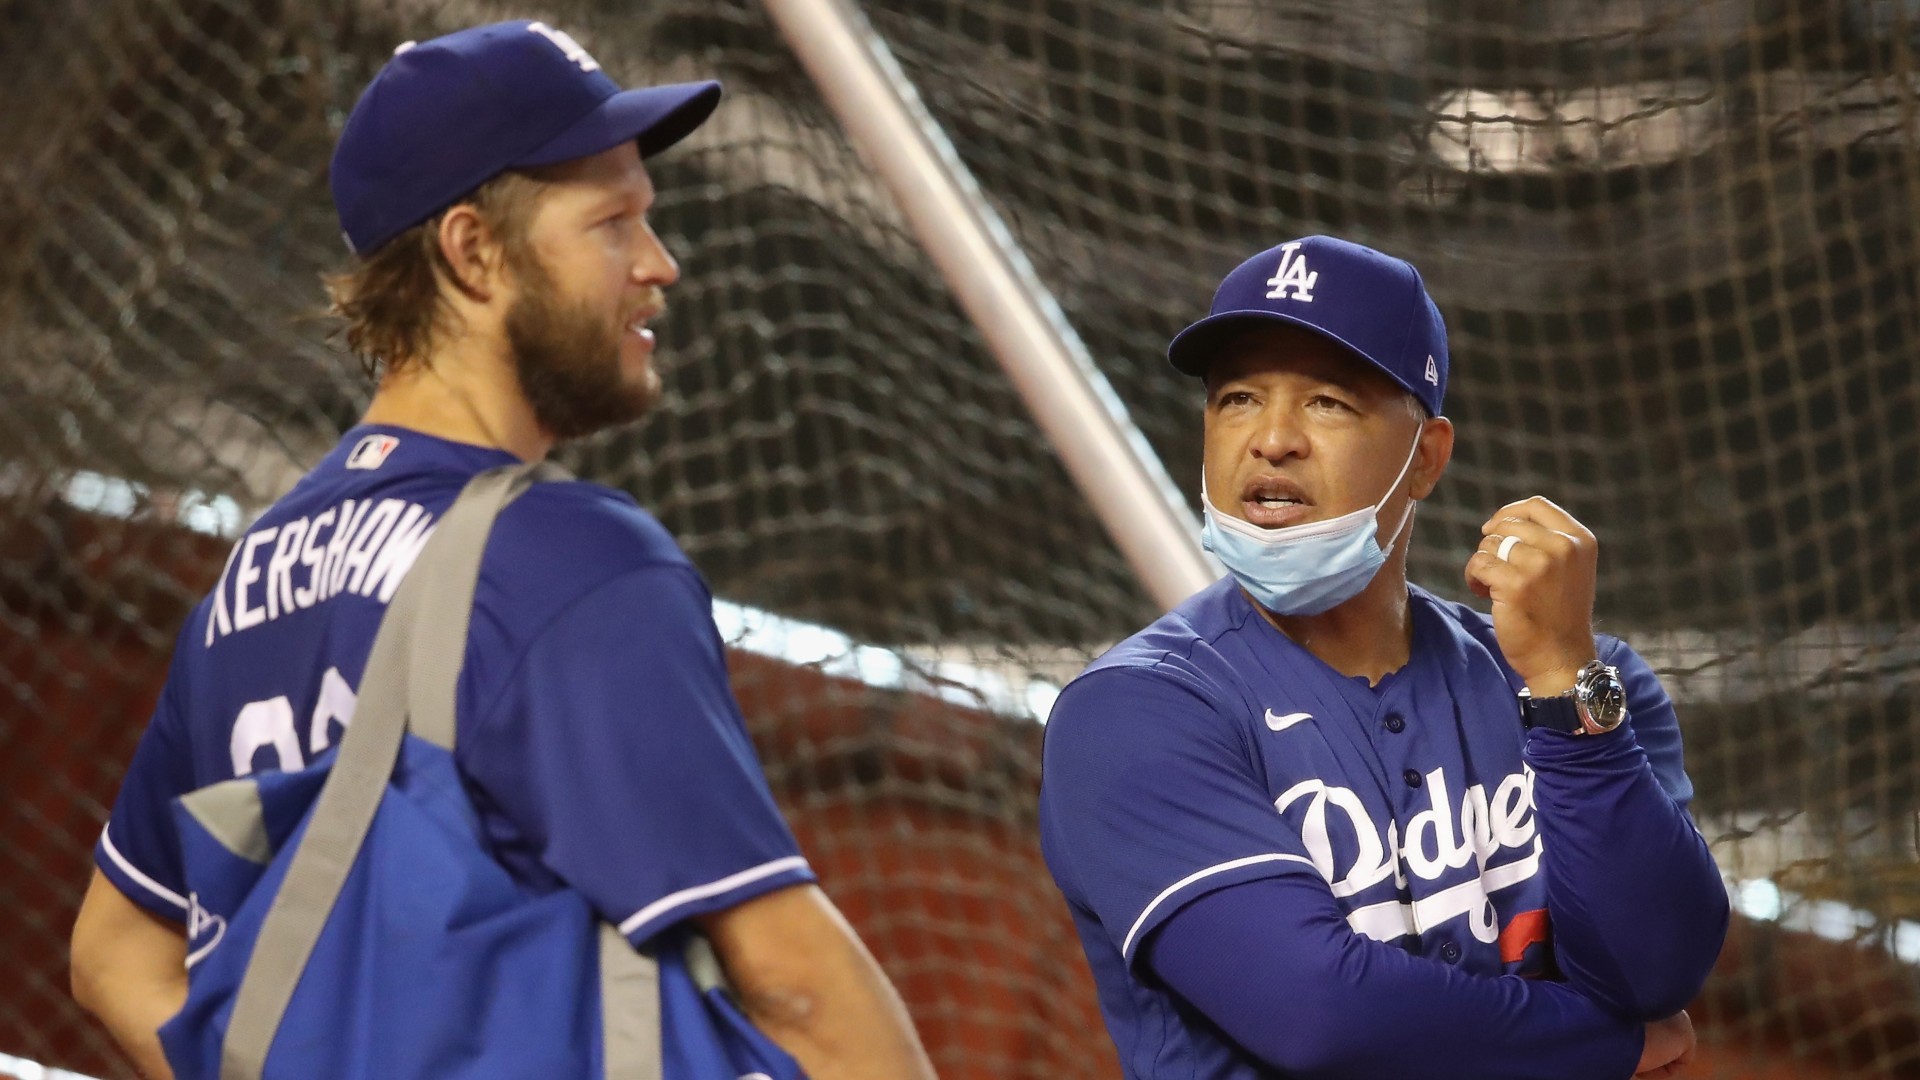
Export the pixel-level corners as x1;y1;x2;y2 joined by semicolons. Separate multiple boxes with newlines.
759;0;1218;611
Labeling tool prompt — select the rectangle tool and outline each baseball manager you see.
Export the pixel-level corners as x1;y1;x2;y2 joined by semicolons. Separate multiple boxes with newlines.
1039;236;1728;1079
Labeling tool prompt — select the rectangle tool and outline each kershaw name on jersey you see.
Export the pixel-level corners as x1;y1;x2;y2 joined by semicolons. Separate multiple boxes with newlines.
205;496;439;646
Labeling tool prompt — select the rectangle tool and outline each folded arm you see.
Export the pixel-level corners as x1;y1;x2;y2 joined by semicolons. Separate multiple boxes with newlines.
1465;500;1730;1021
1146;874;1643;1080
1524;641;1729;1020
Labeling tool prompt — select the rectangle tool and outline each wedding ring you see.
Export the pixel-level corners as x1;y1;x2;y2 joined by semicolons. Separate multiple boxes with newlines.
1495;534;1521;562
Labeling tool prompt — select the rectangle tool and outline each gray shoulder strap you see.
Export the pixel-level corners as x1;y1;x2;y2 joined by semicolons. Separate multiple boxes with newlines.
404;461;569;749
599;924;664;1080
219;463;552;1079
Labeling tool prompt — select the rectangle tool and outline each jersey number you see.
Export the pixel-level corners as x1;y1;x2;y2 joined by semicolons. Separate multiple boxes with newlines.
229;667;357;776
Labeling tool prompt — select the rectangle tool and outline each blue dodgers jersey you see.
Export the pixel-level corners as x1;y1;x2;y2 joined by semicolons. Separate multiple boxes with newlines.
1039;577;1693;1078
97;425;814;946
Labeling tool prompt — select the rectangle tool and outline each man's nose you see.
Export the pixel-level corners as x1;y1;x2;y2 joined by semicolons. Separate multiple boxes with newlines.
633;220;680;287
1249;407;1309;462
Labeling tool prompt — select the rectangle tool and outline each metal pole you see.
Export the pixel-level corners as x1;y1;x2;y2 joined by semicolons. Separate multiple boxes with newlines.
759;0;1217;612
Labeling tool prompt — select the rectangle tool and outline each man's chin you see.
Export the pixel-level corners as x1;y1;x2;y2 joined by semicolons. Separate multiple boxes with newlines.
635;365;663;406
527;377;660;442
618;368;663;422
618;341;664;393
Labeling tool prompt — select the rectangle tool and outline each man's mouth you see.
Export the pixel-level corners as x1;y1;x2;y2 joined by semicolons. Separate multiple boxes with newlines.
624;310;660;344
1239;478;1314;528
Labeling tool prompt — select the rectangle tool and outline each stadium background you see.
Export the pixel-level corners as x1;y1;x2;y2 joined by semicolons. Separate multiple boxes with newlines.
3;0;1918;1076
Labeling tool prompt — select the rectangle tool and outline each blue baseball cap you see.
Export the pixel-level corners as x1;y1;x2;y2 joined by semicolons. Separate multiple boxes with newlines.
1167;235;1449;416
330;20;722;256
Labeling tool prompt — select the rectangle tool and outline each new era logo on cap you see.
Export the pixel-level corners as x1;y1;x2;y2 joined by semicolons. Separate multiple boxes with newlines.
1166;235;1451;417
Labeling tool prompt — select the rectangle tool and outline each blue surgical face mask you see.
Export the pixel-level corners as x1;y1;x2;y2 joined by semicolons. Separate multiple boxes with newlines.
1200;435;1422;617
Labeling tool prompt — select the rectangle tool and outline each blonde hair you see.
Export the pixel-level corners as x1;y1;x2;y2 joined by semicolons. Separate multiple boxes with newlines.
323;169;548;380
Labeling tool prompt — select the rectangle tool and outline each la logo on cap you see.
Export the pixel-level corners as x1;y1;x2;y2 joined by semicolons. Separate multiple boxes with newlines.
346;434;400;470
1265;240;1318;303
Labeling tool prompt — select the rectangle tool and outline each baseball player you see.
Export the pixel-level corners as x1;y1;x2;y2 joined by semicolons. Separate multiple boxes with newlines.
1039;237;1729;1079
68;21;934;1079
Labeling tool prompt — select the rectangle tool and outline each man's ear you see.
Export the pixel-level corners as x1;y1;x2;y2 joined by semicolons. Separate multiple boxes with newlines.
435;204;505;301
1410;415;1454;500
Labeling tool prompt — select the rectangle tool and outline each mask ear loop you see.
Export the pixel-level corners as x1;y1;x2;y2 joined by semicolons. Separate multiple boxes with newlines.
1373;428;1425;551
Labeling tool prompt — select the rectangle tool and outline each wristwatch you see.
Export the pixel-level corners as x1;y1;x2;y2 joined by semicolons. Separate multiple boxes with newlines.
1519;660;1628;736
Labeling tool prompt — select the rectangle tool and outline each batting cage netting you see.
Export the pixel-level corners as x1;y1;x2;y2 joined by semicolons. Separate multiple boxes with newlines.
3;0;1918;1077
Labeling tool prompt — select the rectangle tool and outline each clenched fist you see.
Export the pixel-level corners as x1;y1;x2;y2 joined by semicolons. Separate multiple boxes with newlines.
1463;496;1599;697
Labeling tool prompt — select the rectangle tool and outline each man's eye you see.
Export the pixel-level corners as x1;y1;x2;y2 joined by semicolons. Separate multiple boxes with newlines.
1218;391;1255;408
1309;395;1353;412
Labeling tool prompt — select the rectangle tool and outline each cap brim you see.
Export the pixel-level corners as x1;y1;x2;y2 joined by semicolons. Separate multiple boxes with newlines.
515;80;723;168
1167;309;1429;403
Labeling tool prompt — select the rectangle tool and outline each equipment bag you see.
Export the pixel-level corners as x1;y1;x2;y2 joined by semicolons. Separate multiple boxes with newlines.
156;463;805;1080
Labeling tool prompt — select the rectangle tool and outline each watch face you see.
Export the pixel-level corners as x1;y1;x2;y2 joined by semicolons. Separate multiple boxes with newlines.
1579;667;1628;731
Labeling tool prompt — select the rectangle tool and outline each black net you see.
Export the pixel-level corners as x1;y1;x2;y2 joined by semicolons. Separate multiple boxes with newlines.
3;1;1918;1077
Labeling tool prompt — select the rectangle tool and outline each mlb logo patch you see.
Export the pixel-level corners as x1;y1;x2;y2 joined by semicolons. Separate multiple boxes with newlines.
346;434;400;470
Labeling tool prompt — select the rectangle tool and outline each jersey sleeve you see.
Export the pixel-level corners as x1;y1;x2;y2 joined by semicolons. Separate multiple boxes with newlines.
1039;664;1321;967
1147;876;1644;1080
1524;636;1729;1019
461;564;815;946
93;657;196;922
1602;635;1694;808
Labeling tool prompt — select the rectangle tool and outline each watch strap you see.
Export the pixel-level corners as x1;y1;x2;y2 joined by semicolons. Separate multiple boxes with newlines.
1519;689;1585;734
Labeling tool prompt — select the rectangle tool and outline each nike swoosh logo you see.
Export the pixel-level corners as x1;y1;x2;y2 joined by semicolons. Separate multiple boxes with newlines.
1265;709;1313;732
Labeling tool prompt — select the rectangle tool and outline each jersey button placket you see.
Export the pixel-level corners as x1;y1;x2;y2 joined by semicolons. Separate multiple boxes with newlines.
1384;713;1405;734
1402;768;1422;788
1440;941;1462;963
